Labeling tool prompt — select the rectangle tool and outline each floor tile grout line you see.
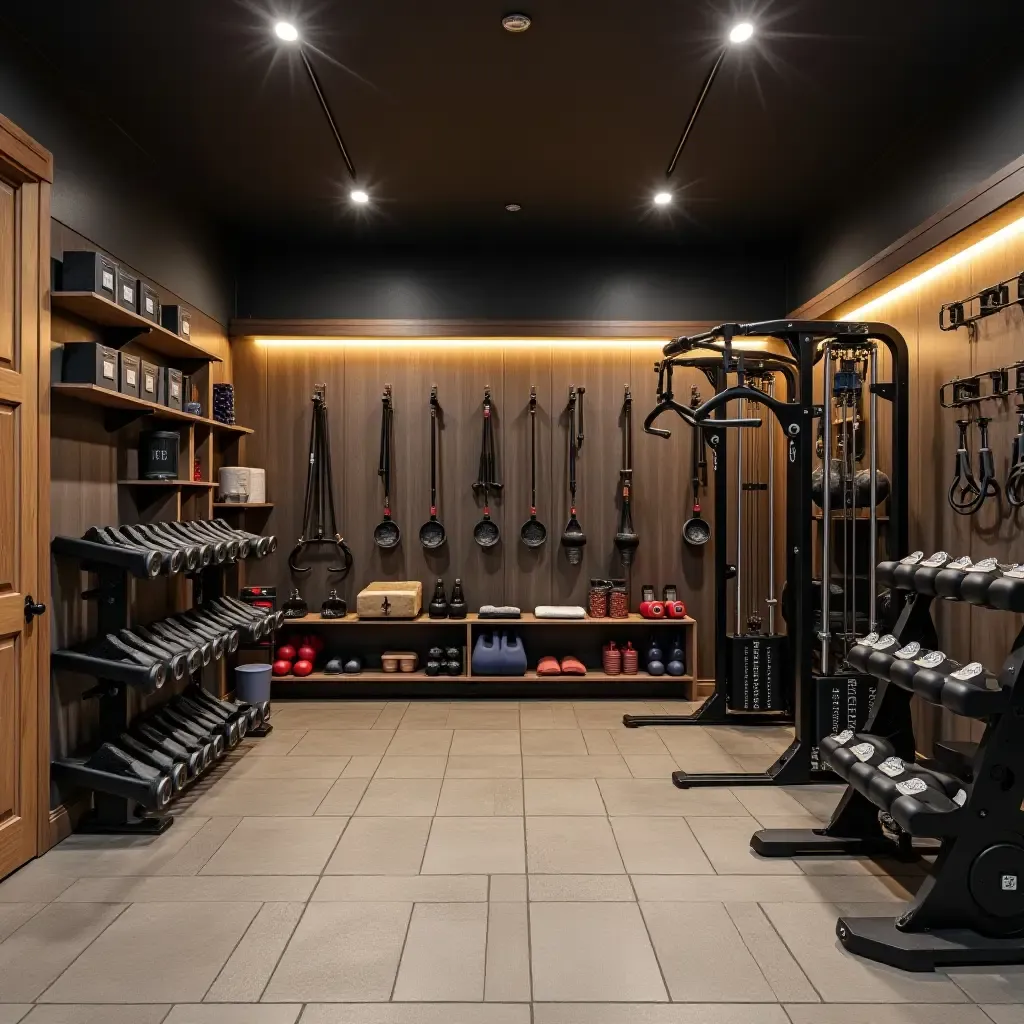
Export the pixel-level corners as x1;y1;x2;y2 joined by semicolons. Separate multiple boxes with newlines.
253;901;306;1004
199;899;266;1002
30;899;132;1003
757;899;828;1004
388;901;417;1001
723;899;807;1004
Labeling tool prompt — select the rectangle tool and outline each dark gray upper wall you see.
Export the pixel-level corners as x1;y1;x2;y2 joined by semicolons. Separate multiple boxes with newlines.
233;243;785;323
0;21;232;324
790;66;1024;312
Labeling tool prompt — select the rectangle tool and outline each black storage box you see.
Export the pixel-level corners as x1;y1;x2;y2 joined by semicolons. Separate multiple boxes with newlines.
159;366;183;410
139;282;160;324
811;674;878;773
61;250;117;300
62;341;119;391
139;430;180;480
161;304;192;340
115;266;138;313
119;352;141;398
139;360;160;403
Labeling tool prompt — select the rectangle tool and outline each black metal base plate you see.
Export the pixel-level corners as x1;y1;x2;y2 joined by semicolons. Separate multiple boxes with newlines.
76;813;173;836
249;722;274;737
838;915;1024;972
623;688;793;729
751;827;898;858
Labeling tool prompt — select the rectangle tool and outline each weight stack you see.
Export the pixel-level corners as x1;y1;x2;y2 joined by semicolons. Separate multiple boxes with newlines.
726;634;787;712
810;674;878;772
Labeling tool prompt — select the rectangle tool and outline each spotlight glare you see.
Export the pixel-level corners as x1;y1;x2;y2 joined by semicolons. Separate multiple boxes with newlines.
653;192;673;206
350;189;370;204
274;20;299;42
729;21;754;43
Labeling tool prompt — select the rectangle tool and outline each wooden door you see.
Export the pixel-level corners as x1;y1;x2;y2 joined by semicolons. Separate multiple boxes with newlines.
0;115;51;879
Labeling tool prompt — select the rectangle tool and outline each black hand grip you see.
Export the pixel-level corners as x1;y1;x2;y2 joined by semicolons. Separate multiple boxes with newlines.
53;535;161;578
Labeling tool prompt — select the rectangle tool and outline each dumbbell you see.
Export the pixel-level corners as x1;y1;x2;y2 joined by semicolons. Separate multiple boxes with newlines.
911;551;953;596
933;556;974;600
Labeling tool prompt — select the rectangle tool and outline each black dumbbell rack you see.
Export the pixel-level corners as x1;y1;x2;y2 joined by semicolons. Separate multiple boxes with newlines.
51;536;272;836
753;553;1024;971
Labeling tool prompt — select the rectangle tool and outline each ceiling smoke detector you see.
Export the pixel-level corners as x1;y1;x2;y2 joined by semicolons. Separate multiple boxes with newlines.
502;14;532;33
505;203;522;212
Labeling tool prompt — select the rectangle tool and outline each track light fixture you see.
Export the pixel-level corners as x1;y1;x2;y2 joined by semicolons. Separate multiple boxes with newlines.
350;189;369;204
664;20;755;178
654;192;673;206
273;19;359;183
274;21;299;42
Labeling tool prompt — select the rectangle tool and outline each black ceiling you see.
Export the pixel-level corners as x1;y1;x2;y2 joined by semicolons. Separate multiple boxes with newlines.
4;0;1022;246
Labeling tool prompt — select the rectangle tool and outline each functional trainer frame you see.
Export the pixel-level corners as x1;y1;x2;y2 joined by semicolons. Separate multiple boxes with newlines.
624;320;910;789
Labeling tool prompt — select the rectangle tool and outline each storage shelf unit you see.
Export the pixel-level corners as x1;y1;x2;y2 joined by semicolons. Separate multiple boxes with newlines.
271;611;697;699
52;291;223;362
52;383;253;435
213;502;274;511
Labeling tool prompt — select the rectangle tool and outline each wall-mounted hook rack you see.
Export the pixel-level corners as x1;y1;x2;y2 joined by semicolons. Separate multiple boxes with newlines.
940;270;1024;332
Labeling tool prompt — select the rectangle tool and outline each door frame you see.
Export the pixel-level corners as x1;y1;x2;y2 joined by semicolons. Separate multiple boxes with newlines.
0;113;52;857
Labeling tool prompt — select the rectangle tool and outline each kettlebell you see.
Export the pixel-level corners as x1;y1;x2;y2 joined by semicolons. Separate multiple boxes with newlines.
324;658;344;674
667;639;684;662
429;646;444;660
811;460;891;509
343;657;362;674
425;659;441;676
448;578;467;619
429;578;449;619
646;642;663;664
445;647;462;662
446;658;462;676
647;659;665;676
666;660;685;676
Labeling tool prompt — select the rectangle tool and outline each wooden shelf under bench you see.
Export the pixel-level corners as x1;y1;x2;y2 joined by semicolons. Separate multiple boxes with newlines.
283;611;695;627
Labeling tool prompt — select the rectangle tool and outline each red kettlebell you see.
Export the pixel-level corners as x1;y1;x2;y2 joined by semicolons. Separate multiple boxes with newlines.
297;644;317;664
666;600;687;618
276;644;297;663
292;659;314;677
272;659;292;677
639;600;666;619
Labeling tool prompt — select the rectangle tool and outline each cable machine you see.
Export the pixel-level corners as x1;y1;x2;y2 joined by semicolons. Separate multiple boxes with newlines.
625;320;909;789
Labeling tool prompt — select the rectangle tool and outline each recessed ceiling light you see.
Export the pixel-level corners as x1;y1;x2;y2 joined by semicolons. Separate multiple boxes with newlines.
728;21;754;43
505;203;522;212
654;192;673;206
502;13;532;33
350;189;369;204
274;20;299;42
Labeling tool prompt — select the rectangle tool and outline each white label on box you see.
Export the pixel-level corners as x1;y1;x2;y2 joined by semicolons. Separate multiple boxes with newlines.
101;269;114;291
182;319;190;336
896;777;927;796
123;283;134;303
125;367;136;387
145;296;155;314
144;372;155;394
878;757;906;777
102;358;115;380
170;381;180;398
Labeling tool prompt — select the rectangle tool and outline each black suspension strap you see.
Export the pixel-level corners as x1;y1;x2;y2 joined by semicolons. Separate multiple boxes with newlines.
288;385;354;576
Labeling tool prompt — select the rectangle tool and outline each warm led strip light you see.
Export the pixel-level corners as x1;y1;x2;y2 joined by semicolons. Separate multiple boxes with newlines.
254;337;667;350
845;212;1024;320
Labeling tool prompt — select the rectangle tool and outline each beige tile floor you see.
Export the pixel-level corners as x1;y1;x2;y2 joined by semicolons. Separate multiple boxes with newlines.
0;698;1014;1023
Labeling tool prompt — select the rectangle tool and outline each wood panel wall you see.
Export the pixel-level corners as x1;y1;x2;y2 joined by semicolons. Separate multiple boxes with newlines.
230;334;784;687
829;193;1024;750
48;220;235;818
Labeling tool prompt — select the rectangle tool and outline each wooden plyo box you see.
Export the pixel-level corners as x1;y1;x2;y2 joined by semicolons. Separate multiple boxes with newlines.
356;581;423;619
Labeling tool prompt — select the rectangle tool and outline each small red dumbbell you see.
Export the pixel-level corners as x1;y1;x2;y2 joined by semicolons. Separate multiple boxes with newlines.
639;600;666;619
665;600;688;618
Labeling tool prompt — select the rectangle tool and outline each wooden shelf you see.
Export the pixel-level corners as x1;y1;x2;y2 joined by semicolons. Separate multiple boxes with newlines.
213;502;274;510
53;382;253;435
278;669;691;684
812;511;890;522
53;291;223;362
118;479;218;488
282;612;694;627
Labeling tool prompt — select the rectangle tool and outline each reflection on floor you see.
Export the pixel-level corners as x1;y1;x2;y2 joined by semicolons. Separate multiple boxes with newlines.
0;699;1008;1023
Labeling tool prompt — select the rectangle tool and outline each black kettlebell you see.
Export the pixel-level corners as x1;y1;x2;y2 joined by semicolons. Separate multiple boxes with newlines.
445;647;461;662
446;659;462;676
647;659;665;676
812;460;891;509
324;658;343;675
666;660;685;676
425;659;441;676
646;641;663;664
343;657;362;674
429;647;444;660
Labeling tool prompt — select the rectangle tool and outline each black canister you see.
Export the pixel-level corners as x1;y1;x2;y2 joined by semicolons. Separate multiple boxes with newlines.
139;430;179;480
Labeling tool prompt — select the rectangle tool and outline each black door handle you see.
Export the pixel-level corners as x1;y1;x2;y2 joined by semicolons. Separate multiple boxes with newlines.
24;595;46;622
